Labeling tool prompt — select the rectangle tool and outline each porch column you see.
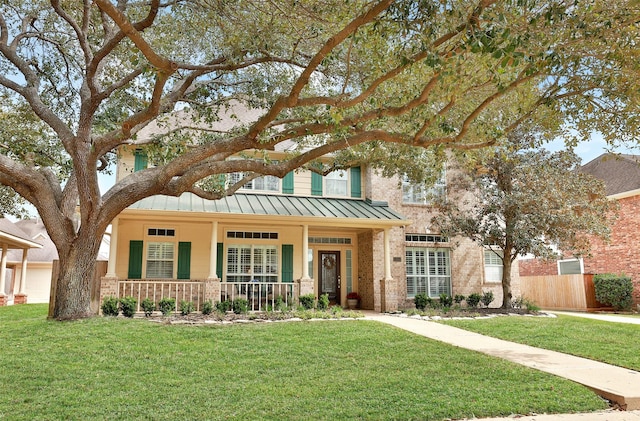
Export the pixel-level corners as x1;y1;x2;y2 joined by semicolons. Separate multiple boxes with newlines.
381;228;398;312
14;248;29;304
208;221;219;279
301;224;310;279
384;228;392;280
105;218;119;278
18;248;28;294
0;244;7;305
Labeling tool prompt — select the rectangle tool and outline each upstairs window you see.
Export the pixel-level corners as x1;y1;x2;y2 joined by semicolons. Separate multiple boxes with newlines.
402;171;446;205
228;171;280;192
325;170;348;197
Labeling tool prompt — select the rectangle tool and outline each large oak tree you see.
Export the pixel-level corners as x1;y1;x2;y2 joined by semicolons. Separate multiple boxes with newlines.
0;0;638;319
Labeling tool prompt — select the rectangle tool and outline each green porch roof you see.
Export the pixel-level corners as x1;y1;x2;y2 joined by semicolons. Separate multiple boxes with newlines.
127;193;407;222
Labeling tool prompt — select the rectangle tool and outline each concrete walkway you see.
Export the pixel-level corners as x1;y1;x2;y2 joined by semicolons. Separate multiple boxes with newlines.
549;311;640;325
364;313;640;415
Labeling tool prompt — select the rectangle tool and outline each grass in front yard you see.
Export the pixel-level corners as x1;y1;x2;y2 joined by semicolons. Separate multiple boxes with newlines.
0;305;608;420
442;314;640;371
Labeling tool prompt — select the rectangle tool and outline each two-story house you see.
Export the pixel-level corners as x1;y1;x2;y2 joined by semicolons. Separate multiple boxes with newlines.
100;107;513;312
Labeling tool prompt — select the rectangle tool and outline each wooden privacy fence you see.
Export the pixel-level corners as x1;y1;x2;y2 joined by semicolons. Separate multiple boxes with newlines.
519;274;607;311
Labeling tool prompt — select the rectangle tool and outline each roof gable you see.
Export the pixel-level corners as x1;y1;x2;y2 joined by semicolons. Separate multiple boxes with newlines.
580;153;640;196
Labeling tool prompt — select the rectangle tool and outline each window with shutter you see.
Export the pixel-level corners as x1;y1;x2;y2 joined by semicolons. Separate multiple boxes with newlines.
405;247;451;298
146;242;175;278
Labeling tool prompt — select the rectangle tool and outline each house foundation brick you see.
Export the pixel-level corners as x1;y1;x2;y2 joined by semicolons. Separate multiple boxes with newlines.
297;278;314;298
380;278;398;312
203;278;220;303
99;277;118;312
0;294;5;306
14;294;27;305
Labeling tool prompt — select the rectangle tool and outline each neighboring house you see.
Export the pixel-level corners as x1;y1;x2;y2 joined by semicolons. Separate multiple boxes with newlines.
0;218;44;305
102;107;516;312
1;218;111;306
519;153;640;307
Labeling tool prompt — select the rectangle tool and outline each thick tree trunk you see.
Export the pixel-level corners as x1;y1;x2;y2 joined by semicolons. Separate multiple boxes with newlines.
50;232;103;320
501;257;513;309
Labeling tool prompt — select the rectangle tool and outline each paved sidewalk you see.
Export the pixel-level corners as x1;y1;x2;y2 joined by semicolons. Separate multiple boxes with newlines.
550;311;640;325
364;314;640;412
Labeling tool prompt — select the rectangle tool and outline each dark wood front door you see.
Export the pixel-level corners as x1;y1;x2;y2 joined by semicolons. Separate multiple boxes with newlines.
319;251;340;305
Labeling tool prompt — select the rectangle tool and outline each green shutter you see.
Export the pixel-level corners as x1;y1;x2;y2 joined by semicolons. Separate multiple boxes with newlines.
128;240;143;279
177;242;191;279
134;149;148;172
281;244;294;283
311;172;323;196
282;172;294;194
350;166;362;198
216;243;224;278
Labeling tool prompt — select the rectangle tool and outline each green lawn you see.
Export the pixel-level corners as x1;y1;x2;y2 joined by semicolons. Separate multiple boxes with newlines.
0;305;608;420
443;314;640;371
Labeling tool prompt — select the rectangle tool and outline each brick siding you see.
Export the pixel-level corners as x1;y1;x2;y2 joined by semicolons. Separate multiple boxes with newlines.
519;194;640;307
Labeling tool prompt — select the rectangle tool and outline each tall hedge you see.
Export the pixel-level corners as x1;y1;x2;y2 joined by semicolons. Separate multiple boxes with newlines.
593;274;633;311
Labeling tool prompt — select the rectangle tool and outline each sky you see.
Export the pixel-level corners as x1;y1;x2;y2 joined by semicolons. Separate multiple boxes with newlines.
544;132;639;165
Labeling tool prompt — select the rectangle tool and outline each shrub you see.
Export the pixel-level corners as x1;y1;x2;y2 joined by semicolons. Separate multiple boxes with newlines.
119;296;137;318
454;294;465;304
299;293;315;310
101;296;119;316
317;293;329;310
232;298;249;314
216;300;232;313
466;293;481;308
481;291;495;308
414;293;430;311
439;293;453;308
594;273;633;311
511;296;540;312
201;300;213;315
180;300;195;316
140;297;155;317
274;295;285;311
158;297;176;316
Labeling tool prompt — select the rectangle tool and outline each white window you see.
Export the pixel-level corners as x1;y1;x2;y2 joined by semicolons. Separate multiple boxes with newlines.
325;170;348;197
484;249;503;283
558;258;583;275
402;171;446;204
228;172;280;192
405;248;451;298
227;245;278;282
146;242;174;278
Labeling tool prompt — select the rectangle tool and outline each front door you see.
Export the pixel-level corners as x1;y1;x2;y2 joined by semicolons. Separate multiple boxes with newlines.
319;251;340;305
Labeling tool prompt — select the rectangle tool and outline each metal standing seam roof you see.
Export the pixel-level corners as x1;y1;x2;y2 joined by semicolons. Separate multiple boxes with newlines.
127;192;407;222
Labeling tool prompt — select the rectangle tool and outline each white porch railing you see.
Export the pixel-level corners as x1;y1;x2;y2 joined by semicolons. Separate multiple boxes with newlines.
220;282;297;312
118;279;205;312
116;279;298;313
